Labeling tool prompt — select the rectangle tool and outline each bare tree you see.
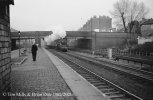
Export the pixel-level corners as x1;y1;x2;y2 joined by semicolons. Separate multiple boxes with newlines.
128;1;149;33
110;0;130;32
111;0;149;33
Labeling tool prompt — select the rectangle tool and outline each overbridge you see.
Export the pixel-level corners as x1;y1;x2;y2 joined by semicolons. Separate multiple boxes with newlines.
11;31;52;39
11;31;52;50
66;31;138;50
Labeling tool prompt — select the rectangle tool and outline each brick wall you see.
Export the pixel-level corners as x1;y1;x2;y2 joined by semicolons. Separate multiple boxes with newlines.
0;3;12;100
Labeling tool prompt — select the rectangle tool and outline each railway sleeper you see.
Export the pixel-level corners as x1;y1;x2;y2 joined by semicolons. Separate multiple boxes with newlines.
73;68;83;71
106;93;125;98
80;73;93;76
74;69;84;71
110;96;131;100
108;94;125;99
111;98;132;100
91;82;106;86
82;76;95;79
87;80;102;83
97;85;110;89
81;74;93;77
77;71;87;74
86;78;97;81
78;72;88;74
98;86;112;89
88;80;100;83
101;88;115;91
104;91;120;95
101;88;117;93
84;77;98;80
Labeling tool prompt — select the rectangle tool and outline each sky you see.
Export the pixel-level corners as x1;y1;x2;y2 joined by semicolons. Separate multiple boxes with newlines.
10;0;153;31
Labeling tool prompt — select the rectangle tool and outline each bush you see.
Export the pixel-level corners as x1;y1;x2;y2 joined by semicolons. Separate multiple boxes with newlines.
132;42;153;53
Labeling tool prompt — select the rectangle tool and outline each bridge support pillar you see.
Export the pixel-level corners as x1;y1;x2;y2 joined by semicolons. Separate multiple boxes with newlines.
91;32;96;54
107;48;113;59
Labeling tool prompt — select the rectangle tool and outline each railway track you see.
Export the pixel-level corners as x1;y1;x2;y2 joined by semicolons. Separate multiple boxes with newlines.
67;51;153;82
49;49;143;100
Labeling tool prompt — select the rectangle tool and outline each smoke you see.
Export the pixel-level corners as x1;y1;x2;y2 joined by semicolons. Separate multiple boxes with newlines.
44;26;66;45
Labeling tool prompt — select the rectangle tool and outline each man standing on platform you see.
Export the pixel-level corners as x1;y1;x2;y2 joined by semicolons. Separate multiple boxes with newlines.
31;43;38;61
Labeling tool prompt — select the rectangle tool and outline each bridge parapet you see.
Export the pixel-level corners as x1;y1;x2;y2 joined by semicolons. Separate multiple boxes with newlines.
66;31;91;38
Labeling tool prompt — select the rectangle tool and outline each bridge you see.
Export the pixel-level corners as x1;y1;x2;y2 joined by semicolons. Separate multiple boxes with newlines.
11;30;138;51
66;31;138;50
11;31;52;50
11;31;52;39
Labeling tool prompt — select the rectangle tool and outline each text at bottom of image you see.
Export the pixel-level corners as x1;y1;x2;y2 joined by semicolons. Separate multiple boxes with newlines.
2;92;73;97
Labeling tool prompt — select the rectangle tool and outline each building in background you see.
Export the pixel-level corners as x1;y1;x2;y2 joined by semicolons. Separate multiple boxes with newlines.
79;15;113;32
0;0;14;99
141;18;153;37
138;18;153;44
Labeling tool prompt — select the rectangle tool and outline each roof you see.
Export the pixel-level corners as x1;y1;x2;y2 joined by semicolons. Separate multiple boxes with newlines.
0;0;14;5
10;27;18;32
141;18;153;25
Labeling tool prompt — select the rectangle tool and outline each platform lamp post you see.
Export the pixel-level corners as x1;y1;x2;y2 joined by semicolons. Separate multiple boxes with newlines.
18;31;20;57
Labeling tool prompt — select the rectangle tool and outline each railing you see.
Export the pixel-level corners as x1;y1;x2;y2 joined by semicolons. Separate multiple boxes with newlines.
71;48;153;67
70;48;153;58
112;48;153;57
95;48;153;57
94;49;107;57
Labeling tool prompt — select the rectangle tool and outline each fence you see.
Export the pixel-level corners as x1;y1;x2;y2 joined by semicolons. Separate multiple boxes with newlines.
90;48;153;58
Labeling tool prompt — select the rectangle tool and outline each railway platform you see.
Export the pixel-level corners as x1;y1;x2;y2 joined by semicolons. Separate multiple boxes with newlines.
10;48;107;100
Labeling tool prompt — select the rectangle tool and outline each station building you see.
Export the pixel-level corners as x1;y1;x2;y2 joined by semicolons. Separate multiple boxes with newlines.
0;0;14;99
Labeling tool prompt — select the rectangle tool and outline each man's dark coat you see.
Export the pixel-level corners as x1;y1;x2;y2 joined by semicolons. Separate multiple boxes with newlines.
31;44;38;61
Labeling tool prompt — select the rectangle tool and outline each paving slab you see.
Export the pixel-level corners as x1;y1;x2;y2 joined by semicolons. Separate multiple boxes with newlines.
10;48;76;100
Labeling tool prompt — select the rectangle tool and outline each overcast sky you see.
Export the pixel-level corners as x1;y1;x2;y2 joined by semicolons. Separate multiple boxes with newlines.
10;0;153;31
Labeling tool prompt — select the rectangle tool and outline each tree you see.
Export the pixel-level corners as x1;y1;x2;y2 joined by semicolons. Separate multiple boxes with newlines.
111;0;149;33
128;20;141;34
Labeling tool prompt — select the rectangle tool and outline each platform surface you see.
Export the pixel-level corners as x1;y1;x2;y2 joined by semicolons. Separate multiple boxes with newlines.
11;48;76;100
10;48;107;100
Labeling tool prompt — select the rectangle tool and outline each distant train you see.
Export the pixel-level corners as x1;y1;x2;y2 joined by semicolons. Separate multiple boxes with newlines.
56;43;68;52
46;38;68;52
